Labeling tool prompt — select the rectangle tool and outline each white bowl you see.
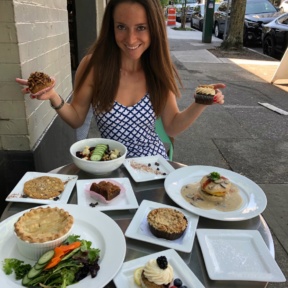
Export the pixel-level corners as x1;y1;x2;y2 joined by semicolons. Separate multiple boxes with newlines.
70;138;127;175
15;228;72;261
14;206;74;260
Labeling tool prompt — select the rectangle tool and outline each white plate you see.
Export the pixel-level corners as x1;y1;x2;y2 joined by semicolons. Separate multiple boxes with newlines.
196;229;286;282
76;178;139;211
164;165;267;221
123;155;175;182
5;172;78;204
113;248;204;287
0;203;126;288
125;200;199;253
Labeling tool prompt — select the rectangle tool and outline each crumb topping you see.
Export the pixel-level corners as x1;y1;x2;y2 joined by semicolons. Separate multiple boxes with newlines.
147;208;187;234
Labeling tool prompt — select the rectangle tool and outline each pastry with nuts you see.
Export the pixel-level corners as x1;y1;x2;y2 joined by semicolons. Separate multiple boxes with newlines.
27;71;55;94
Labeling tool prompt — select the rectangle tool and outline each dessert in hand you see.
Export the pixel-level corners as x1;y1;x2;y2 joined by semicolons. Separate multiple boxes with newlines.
194;84;216;105
90;181;121;201
200;171;231;197
140;256;173;288
147;208;188;240
28;71;54;94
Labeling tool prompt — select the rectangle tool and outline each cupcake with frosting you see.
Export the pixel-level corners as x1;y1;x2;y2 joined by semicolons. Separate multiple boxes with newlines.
194;84;216;105
140;256;173;288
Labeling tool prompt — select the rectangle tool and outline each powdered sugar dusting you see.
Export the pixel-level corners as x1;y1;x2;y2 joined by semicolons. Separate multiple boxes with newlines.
130;160;166;175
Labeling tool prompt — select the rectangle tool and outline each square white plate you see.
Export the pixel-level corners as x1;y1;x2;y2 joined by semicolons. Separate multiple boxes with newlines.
196;229;286;282
123;155;175;182
113;248;205;288
76;178;139;211
5;172;78;204
125;200;199;253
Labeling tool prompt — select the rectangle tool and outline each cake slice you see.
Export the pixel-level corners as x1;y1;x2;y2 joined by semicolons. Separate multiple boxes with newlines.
90;181;120;201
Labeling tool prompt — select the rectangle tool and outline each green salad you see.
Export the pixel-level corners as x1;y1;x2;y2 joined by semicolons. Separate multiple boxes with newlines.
2;235;100;288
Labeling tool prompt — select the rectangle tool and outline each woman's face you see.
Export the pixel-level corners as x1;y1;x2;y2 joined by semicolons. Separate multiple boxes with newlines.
113;2;151;61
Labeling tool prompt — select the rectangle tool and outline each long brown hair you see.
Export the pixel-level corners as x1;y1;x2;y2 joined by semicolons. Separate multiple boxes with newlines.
74;0;181;116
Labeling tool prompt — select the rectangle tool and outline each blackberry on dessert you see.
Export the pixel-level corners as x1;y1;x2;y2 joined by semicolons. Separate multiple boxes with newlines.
140;256;173;288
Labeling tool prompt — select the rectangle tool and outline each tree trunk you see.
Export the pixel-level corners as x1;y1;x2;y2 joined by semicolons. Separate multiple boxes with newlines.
181;1;187;29
221;0;247;50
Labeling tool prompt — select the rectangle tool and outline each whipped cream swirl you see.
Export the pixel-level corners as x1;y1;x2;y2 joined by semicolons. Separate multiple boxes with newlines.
143;259;173;285
195;85;216;95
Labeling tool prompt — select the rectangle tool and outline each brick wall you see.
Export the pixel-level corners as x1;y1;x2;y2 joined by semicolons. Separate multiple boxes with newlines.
0;0;73;151
0;0;75;212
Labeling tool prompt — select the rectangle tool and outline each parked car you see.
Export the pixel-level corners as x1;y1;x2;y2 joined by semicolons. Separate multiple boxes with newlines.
262;12;288;58
175;0;198;22
190;3;220;31
279;0;288;12
214;0;283;44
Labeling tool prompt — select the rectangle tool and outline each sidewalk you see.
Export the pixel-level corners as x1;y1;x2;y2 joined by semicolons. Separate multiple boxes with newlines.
166;25;288;287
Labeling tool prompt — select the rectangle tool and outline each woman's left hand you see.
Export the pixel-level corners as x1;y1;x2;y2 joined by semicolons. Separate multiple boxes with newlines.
212;83;226;105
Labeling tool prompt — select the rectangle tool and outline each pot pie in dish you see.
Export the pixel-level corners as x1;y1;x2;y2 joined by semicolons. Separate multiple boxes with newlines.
14;206;74;243
14;206;74;260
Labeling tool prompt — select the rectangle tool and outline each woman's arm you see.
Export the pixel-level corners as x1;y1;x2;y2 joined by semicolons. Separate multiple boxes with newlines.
16;55;94;129
161;83;226;137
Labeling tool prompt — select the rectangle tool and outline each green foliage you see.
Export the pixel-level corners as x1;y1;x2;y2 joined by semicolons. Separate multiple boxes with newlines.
2;259;32;280
160;0;169;7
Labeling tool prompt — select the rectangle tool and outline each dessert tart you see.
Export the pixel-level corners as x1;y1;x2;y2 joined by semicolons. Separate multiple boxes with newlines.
14;207;74;243
147;208;188;240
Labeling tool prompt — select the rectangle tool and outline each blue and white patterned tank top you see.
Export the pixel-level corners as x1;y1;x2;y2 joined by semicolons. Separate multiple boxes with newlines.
94;94;168;159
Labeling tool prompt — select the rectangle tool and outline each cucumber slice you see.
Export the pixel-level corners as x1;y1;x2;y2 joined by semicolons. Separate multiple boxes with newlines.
22;274;31;286
37;249;54;265
27;267;42;279
90;144;108;161
34;262;47;270
61;246;81;261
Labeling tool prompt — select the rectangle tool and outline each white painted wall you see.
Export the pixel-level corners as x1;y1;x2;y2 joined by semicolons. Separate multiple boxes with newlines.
0;0;72;150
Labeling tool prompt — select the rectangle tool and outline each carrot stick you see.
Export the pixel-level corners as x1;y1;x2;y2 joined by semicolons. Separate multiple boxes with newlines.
44;241;81;270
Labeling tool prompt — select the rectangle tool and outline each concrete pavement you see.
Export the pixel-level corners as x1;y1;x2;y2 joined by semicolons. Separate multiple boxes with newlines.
166;25;288;287
89;25;288;286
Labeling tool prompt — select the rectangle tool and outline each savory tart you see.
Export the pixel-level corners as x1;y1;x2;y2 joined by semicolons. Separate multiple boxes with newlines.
23;176;65;199
147;208;188;240
200;171;231;197
14;207;74;243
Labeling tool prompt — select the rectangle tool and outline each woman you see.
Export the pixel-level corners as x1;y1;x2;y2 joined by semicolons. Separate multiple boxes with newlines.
16;0;225;159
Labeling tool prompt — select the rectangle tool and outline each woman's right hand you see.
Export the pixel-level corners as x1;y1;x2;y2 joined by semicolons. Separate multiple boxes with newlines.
15;77;56;101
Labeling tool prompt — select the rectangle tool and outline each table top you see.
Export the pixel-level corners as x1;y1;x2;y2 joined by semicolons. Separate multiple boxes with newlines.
1;161;273;288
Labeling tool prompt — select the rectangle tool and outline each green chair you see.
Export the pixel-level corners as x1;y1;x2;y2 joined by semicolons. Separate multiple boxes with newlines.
155;118;174;161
